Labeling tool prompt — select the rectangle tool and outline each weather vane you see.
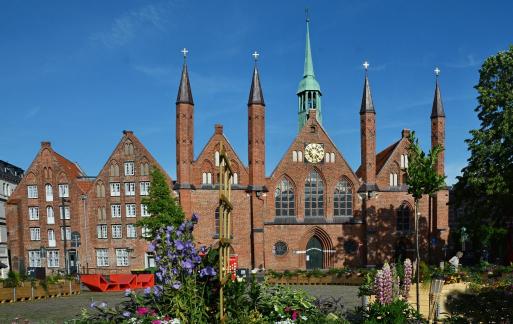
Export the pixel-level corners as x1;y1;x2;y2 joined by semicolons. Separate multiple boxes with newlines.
181;48;189;59
434;67;441;77
363;61;370;71
252;51;260;62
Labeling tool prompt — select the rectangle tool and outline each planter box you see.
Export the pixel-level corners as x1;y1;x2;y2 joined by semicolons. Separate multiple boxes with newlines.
266;274;363;286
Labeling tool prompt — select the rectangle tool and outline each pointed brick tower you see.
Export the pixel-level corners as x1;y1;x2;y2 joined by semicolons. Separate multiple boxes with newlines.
247;58;266;269
359;66;377;193
430;70;449;259
175;53;194;216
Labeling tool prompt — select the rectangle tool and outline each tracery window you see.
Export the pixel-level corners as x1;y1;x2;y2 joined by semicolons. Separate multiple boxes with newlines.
397;203;411;231
304;171;324;217
334;178;353;217
274;178;295;217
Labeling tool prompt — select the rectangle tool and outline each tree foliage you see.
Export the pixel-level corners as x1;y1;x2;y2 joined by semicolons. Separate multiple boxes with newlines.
406;131;446;200
136;167;185;240
454;46;513;252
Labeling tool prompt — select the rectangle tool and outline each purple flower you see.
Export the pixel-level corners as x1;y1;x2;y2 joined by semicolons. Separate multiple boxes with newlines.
200;266;217;278
178;223;185;232
191;214;199;223
182;259;193;269
175;230;183;237
122;311;131;318
402;258;413;298
172;281;182;289
144;287;152;296
148;242;156;252
166;225;174;232
175;240;185;251
153;285;162;297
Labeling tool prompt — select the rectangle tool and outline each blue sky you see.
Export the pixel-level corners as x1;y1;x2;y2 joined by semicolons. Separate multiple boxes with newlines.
1;0;512;184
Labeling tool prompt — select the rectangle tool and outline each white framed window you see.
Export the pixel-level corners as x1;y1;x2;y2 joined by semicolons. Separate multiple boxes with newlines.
298;151;303;162
141;204;150;217
96;249;109;267
47;250;59;267
27;185;38;199
45;184;53;202
110;183;120;196
28;250;41;267
331;153;335;163
116;249;129;266
292;151;298;162
29;207;39;220
59;206;70;220
111;204;121;218
30;227;40;241
142;226;151;238
112;225;122;239
325;153;330;163
215;151;220;166
126;204;136;218
58;184;69;198
202;173;213;185
46;206;55;224
97;224;107;239
124;182;135;196
140;182;150;195
145;252;155;268
60;226;71;240
390;173;399;187
405;155;408;168
230;173;239;185
48;229;56;247
126;224;137;238
124;162;135;176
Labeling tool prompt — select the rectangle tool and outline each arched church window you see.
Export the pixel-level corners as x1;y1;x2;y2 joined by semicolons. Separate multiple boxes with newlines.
305;171;324;217
298;151;303;162
325;153;330;163
292;151;298;162
330;153;335;163
390;173;399;187
334;178;352;217
274;178;295;217
397;203;411;231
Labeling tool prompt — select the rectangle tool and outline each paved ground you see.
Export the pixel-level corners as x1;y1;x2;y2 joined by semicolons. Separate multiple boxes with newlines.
0;285;359;323
0;291;125;323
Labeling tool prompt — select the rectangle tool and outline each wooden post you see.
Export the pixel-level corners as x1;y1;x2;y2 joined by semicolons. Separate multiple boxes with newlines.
218;142;233;323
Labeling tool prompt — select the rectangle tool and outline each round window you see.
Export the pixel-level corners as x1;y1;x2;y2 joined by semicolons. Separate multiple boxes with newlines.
274;241;288;256
344;239;358;254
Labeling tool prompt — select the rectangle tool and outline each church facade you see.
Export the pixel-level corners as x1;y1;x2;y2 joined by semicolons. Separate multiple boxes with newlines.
6;19;448;274
175;19;449;270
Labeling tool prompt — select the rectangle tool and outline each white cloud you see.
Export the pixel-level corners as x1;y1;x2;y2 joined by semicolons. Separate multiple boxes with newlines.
25;106;41;119
91;4;168;48
445;54;480;69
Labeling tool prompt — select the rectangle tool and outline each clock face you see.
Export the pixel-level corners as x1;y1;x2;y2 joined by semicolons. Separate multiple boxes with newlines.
304;143;324;163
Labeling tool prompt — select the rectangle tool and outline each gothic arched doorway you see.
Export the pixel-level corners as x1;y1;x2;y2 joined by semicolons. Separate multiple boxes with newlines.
306;236;323;269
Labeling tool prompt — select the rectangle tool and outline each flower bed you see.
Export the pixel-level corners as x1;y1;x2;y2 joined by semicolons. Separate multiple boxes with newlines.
265;269;365;286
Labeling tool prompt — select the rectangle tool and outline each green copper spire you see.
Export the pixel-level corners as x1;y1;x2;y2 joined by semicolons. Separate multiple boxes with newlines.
297;11;322;131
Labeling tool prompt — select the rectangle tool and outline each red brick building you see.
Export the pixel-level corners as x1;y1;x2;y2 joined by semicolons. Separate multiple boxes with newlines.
7;19;449;274
6;132;170;274
174;19;449;270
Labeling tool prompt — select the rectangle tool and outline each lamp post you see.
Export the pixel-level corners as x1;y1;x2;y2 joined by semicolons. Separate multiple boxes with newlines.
61;196;70;276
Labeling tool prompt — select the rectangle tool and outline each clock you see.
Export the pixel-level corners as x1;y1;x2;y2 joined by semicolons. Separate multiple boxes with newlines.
304;143;324;163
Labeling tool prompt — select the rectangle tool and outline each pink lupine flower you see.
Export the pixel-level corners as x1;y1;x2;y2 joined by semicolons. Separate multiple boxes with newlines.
402;258;413;298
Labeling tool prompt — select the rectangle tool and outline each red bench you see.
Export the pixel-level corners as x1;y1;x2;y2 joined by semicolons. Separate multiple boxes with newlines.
80;274;154;292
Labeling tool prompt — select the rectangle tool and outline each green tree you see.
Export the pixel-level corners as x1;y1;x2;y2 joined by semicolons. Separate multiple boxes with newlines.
136;167;185;240
406;131;446;313
454;46;513;258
